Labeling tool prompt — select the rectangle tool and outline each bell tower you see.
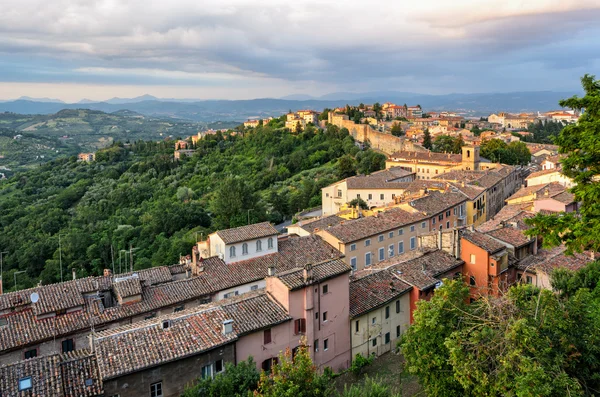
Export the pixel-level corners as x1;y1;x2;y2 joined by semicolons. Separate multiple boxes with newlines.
462;145;480;170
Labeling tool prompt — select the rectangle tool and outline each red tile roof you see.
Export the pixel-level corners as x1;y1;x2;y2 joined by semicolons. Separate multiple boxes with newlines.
216;222;278;244
275;259;351;290
462;230;506;254
486;227;532;248
349;269;412;318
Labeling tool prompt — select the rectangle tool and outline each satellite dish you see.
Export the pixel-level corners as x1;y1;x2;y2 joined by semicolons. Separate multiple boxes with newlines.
30;292;40;303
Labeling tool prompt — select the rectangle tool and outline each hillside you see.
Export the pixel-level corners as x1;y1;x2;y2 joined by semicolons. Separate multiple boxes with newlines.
0;123;378;290
0;109;205;152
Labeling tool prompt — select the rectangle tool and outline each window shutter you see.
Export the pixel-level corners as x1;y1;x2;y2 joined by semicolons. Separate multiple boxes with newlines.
301;318;306;333
294;319;299;335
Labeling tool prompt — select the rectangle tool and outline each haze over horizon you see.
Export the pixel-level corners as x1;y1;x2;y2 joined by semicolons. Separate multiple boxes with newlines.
1;0;599;102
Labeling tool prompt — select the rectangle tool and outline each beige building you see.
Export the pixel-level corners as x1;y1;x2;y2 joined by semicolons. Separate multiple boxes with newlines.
349;269;411;358
488;112;535;129
316;208;429;271
322;167;416;216
243;120;260;128
526;168;575;188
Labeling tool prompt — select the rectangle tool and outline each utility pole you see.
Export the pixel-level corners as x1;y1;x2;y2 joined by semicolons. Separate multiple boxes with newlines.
130;244;133;272
110;245;115;275
14;270;26;291
247;209;254;225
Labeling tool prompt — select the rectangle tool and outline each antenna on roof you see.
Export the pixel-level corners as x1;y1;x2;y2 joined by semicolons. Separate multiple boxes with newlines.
30;292;39;303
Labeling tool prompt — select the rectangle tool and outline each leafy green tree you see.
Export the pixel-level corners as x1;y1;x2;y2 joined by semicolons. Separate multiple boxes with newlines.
470;125;481;136
390;123;403;137
336;155;357;180
422;129;432;150
480;138;530;165
432;135;461;154
527;74;600;253
348;197;368;210
373;103;382;120
356;151;385;175
319;109;331;121
339;377;400;397
210;177;260;229
452;134;465;154
507;141;531;165
182;357;259;397
480;138;508;162
255;344;333;397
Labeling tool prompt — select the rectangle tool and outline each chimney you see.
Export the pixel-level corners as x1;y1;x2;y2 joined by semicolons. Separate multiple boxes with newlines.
103;269;112;277
421;262;427;272
303;263;313;283
544;188;549;197
222;319;234;335
72;269;77;280
438;229;443;250
591;252;596;261
267;264;276;276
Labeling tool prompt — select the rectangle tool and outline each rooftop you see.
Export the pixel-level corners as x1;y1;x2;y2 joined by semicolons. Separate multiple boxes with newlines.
329;167;414;190
462;230;506;254
407;191;467;216
517;245;593;274
274;259;351;290
388;150;462;164
349;269;412;318
323;208;427;243
506;182;570;202
216;222;278;244
486;227;533;248
295;215;345;234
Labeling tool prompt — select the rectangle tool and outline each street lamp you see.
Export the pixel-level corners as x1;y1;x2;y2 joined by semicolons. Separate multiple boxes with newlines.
14;270;26;291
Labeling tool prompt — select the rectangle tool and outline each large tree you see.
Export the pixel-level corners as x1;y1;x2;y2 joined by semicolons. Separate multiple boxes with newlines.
527;74;600;253
422;129;433;150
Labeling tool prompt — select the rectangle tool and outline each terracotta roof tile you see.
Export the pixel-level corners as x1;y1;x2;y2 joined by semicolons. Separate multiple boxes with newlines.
113;277;142;299
344;167;414;189
506;182;566;201
298;215;345;233
486;227;532;248
216;222;278;244
275;259;351;290
323;208;427;243
349;269;412;318
408;191;467;216
462;230;506;253
389;150;462;164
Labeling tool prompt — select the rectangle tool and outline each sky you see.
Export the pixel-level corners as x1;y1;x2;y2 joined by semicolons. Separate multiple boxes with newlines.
1;0;599;102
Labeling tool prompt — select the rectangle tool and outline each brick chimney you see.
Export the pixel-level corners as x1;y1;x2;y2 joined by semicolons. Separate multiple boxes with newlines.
303;263;313;283
103;269;112;277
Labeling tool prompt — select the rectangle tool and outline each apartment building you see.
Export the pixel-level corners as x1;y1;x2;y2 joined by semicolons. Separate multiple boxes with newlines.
525;168;575;188
321;167;416;215
505;182;577;213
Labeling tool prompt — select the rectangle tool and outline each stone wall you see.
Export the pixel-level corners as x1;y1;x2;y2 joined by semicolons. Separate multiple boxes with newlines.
328;113;425;155
103;344;235;397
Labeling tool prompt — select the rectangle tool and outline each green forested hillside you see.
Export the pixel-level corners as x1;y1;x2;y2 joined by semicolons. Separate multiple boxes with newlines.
0;123;382;290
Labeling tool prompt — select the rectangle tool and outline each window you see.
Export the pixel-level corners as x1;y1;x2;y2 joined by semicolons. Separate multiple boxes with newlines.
380;193;384;200
294;318;306;334
256;240;262;252
268;237;274;249
389;244;395;257
396;300;400;313
322;284;329;294
526;276;533;284
224;291;239;299
264;329;272;344
432;217;436;225
410;237;416;250
385;306;390;319
446;221;450;229
378;235;384;242
314;339;319;352
19;377;32;391
398;228;403;236
315;312;319;319
250;285;258;291
85;379;94;387
323;312;328;322
388;231;394;238
372;338;377;347
229;246;236;257
24;349;37;359
398;241;404;254
62;339;74;353
201;364;213;379
350;243;356;252
324;339;329;351
372;317;376;324
357;194;361;199
470;254;476;264
215;359;224;374
379;247;385;261
368;193;373;200
470;275;476;286
385;332;391;344
410;225;415;232
350;257;357;270
242;243;248;255
439;225;443;231
337;189;342;197
438;214;443;221
162;320;171;329
173;305;184;313
446;210;451;217
365;252;372;267
396;325;401;337
365;239;371;247
355;320;359;333
150;382;163;397
421;222;426;228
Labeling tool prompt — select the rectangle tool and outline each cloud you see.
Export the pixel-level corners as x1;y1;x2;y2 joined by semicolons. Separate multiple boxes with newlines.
0;0;599;100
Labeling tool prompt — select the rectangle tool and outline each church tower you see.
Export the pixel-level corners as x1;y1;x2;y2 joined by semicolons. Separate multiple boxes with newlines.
462;145;480;170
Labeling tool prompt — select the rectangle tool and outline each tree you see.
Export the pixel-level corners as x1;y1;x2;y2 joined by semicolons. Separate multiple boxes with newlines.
356;151;386;175
336;155;357;180
373;102;382;120
255;344;333;397
210;176;259;229
339;377;401;397
480;139;531;165
470;125;481;136
402;278;600;396
452;134;465;154
507;141;531;165
295;121;303;134
432;135;461;154
182;357;260;397
422;129;432;150
348;197;368;210
527;74;600;253
390;122;403;137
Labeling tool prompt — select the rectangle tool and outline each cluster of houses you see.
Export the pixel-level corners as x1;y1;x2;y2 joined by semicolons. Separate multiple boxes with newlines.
0;137;586;396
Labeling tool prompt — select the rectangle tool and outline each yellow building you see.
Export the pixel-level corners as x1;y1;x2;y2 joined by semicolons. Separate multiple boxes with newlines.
350;269;411;358
386;146;483;180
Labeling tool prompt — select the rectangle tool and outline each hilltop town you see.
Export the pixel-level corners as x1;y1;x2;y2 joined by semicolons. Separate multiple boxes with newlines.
0;96;590;397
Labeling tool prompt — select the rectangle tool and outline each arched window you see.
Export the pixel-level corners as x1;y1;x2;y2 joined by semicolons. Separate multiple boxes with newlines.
256;240;262;252
242;243;248;255
268;237;274;249
229;246;236;257
467;150;471;158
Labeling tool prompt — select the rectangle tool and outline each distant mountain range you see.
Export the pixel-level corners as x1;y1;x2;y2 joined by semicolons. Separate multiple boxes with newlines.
0;91;580;122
